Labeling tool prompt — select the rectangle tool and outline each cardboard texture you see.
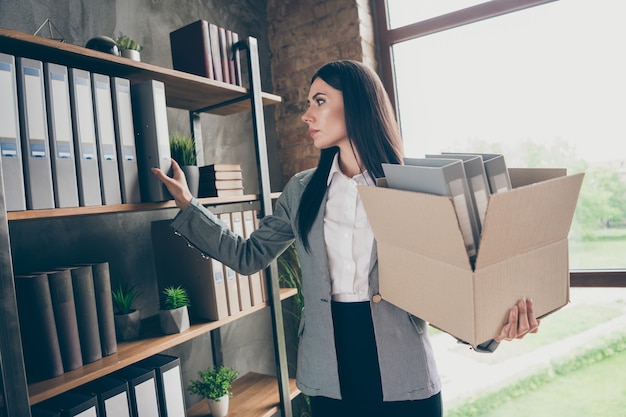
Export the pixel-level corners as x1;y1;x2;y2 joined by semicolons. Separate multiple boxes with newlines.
358;168;584;346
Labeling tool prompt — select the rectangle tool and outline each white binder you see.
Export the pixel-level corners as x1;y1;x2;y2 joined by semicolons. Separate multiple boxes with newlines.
69;68;102;206
44;62;79;208
16;57;55;209
111;77;141;203
92;73;122;205
0;52;26;211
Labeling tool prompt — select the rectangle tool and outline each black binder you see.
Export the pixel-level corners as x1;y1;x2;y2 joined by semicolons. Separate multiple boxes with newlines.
32;391;98;417
78;376;132;417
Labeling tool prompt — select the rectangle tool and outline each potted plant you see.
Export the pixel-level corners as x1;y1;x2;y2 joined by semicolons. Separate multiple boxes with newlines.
170;133;199;197
159;285;191;334
188;365;239;417
114;34;143;61
112;284;141;341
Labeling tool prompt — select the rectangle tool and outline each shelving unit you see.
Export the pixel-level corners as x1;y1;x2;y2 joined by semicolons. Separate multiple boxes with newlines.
0;27;295;417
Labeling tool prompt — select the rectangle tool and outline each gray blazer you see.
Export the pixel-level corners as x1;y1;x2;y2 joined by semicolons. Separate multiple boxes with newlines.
170;168;442;401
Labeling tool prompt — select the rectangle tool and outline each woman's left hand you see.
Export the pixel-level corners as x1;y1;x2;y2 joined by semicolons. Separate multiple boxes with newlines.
494;298;540;342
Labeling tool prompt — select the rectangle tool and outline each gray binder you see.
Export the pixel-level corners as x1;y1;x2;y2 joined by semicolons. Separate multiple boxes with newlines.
69;68;102;206
111;77;141;203
383;158;480;267
44;63;79;208
92;73;122;205
131;80;171;202
0;53;26;211
16;57;55;209
428;153;490;233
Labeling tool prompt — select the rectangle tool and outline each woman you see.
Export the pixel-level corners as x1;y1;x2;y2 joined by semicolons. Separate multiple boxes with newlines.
152;60;539;417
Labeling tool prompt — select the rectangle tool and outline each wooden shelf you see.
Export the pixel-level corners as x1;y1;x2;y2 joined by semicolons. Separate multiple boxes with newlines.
7;192;282;221
187;372;301;417
27;288;297;405
0;28;281;115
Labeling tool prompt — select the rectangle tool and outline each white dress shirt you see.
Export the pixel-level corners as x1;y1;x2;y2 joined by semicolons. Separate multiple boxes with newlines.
324;154;375;302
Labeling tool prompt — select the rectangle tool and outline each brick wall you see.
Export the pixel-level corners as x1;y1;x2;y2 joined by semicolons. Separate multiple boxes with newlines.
266;0;377;185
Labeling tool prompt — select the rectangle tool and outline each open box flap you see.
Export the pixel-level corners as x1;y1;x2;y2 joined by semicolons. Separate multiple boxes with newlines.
476;172;584;269
358;185;471;270
509;167;567;188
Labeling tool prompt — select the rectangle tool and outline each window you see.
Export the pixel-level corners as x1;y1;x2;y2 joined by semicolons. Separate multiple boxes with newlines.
377;0;626;272
376;1;626;415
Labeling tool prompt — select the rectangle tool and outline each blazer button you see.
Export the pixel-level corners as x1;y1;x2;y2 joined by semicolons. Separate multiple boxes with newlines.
372;294;382;303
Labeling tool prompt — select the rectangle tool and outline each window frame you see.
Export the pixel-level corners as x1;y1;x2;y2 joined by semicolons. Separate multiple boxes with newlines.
373;0;626;287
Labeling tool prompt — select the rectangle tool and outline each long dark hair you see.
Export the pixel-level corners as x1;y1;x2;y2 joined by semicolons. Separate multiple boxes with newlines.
296;60;404;251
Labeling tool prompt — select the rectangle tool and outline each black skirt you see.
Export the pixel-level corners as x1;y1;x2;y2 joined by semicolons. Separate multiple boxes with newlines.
309;300;442;417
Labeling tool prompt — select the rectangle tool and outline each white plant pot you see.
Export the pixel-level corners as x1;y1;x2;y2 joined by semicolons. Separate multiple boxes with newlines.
207;395;229;417
121;49;141;61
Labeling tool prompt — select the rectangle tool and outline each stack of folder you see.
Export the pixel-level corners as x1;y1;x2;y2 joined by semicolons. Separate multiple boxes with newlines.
382;152;512;268
198;163;244;197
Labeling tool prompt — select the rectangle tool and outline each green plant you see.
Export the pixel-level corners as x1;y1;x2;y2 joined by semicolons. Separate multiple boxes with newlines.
187;365;239;401
114;34;143;52
161;285;191;310
112;284;138;315
169;134;197;166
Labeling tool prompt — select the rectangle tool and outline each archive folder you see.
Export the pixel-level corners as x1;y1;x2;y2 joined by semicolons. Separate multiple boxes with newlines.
137;354;186;417
218;212;242;314
169;19;214;79
231;211;252;310
131;79;171;202
33;391;98;417
78;376;132;417
16;57;55;209
69;68;102;206
112;366;161;417
92;73;122;204
47;268;83;372
428;153;490;232
111;77;141;203
66;265;103;364
151;220;229;320
455;152;512;194
383;158;480;266
44;63;79;208
243;210;264;305
14;273;64;382
0;52;26;211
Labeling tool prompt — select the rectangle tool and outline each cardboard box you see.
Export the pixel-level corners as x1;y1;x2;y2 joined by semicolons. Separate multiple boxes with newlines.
358;168;584;346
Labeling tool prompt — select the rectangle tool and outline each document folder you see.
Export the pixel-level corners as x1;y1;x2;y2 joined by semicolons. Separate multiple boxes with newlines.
151;219;229;320
131;79;171;202
428;153;490;233
229;211;252;310
137;354;186;417
111;77;141;203
34;391;98;417
383;158;480;266
218;212;242;314
16;57;55;209
113;366;161;417
243;210;264;305
78;376;132;417
44;62;79;208
0;52;26;211
92;73;122;204
69;68;102;206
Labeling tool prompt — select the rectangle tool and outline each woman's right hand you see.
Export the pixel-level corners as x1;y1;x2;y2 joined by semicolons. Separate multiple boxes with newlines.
151;159;193;210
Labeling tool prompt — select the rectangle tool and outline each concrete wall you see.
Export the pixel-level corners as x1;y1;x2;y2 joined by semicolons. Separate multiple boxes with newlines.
0;0;280;408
